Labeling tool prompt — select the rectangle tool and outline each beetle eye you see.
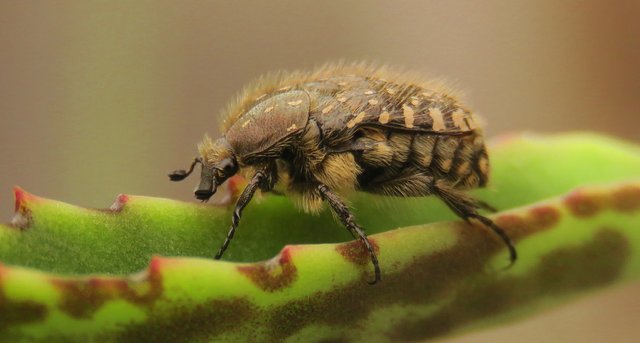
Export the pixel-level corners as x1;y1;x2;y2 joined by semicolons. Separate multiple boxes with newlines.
217;158;237;175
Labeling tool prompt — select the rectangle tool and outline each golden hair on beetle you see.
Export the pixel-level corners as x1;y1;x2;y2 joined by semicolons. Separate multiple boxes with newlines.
219;62;463;133
171;62;515;285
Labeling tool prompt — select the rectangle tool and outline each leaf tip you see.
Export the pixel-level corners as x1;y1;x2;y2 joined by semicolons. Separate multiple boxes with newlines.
11;186;36;229
13;186;32;212
210;175;247;206
109;193;130;212
227;175;247;197
237;246;299;292
148;255;169;280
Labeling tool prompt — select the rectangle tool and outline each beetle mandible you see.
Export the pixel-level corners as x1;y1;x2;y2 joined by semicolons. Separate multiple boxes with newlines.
169;63;516;285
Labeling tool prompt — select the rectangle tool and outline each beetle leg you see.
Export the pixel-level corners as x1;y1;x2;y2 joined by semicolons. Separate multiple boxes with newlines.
327;138;376;153
474;200;498;213
433;180;517;268
259;161;279;192
317;184;381;285
214;168;266;260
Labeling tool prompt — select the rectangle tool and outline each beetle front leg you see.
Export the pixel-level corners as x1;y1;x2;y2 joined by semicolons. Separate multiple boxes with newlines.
214;168;266;260
258;161;279;193
317;184;381;285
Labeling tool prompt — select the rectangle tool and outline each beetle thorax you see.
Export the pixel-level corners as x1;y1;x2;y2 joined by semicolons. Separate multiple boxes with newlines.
224;90;311;158
198;136;235;167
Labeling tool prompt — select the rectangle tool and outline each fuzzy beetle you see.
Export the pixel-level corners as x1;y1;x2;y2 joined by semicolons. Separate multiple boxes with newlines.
169;63;516;285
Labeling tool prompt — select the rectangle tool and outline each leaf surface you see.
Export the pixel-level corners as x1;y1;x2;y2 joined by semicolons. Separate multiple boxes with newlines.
0;133;639;342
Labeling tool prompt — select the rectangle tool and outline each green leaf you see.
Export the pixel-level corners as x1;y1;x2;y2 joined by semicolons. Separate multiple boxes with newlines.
0;132;639;342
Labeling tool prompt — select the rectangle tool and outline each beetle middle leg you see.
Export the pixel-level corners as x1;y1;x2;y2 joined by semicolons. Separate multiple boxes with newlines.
317;183;381;285
214;168;267;260
433;179;517;267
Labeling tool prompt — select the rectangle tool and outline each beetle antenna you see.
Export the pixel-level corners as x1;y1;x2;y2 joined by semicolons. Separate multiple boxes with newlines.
169;158;201;181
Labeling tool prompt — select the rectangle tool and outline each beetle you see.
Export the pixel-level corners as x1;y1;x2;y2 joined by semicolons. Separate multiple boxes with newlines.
169;63;516;285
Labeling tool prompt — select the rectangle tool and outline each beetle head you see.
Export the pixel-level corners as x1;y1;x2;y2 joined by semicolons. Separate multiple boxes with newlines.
169;136;238;202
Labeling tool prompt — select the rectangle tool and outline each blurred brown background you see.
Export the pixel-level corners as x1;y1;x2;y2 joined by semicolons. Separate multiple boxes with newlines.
1;1;638;342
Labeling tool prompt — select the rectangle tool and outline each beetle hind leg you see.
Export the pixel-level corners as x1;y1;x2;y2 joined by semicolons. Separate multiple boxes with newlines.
433;179;517;267
474;199;498;213
317;184;381;285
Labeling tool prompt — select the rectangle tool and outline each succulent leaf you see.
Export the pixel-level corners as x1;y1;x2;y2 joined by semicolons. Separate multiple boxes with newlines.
0;133;639;342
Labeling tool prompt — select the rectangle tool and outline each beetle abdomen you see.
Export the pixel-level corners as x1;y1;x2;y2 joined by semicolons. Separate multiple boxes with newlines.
425;132;489;189
357;130;488;196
